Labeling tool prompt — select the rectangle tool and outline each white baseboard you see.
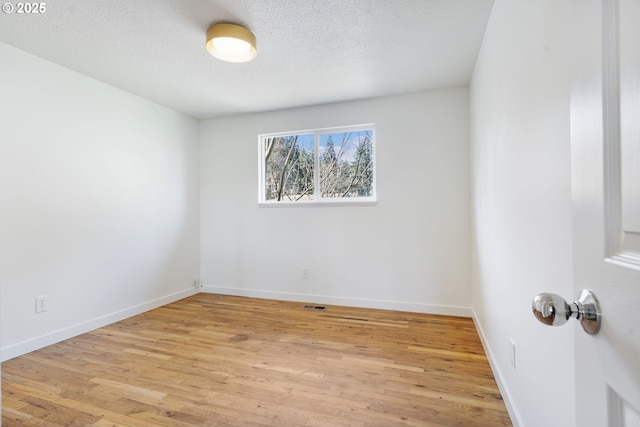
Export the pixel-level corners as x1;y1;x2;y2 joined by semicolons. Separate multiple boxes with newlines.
202;285;472;317
471;309;523;427
1;287;199;362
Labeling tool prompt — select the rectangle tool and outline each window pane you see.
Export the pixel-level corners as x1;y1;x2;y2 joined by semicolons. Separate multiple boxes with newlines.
319;130;374;198
264;133;315;201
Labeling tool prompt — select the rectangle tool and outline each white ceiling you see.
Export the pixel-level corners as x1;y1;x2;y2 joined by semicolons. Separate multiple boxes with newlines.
0;0;494;119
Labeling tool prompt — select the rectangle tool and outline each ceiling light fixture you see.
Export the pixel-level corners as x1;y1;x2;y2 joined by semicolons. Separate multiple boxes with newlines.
206;23;257;63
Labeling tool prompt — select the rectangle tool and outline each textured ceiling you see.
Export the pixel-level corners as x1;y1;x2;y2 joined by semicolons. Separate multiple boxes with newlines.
0;0;494;119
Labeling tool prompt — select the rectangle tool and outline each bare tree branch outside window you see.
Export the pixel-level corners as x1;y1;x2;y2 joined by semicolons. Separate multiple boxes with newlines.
319;131;373;198
264;134;314;201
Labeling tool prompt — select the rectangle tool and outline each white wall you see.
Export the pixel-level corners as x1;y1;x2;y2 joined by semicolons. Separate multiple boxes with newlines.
470;1;574;426
200;88;471;314
0;42;200;361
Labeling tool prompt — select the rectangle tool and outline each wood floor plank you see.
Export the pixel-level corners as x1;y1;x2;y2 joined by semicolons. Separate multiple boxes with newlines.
2;293;512;426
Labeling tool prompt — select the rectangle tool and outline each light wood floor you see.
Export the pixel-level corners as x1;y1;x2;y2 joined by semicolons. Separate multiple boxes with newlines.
2;294;511;426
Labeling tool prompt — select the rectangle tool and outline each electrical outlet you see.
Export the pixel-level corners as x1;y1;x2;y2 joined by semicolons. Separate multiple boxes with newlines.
193;279;201;288
510;339;516;369
302;268;309;279
35;295;48;313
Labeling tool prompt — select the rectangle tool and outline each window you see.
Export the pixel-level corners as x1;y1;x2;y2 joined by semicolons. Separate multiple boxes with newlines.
259;125;376;205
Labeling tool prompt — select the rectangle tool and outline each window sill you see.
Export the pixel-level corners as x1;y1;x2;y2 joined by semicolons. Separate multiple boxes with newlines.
258;199;377;208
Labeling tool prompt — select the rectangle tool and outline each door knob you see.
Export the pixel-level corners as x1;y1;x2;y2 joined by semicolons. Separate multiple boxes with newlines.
532;289;601;335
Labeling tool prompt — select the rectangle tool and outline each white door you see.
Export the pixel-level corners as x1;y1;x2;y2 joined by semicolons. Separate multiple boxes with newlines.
571;0;640;425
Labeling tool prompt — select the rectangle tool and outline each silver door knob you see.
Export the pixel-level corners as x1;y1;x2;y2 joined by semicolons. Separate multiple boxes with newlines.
532;289;601;335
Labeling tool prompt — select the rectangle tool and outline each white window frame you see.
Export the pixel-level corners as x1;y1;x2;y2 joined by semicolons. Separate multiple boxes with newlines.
258;124;377;206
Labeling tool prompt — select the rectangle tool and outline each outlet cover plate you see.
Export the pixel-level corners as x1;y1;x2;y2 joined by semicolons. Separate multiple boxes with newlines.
35;295;48;313
510;338;516;369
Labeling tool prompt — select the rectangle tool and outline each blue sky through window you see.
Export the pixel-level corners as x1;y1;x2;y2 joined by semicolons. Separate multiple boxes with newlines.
319;131;371;162
296;133;314;153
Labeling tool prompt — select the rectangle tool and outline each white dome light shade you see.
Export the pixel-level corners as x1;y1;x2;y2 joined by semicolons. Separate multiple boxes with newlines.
206;23;257;63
